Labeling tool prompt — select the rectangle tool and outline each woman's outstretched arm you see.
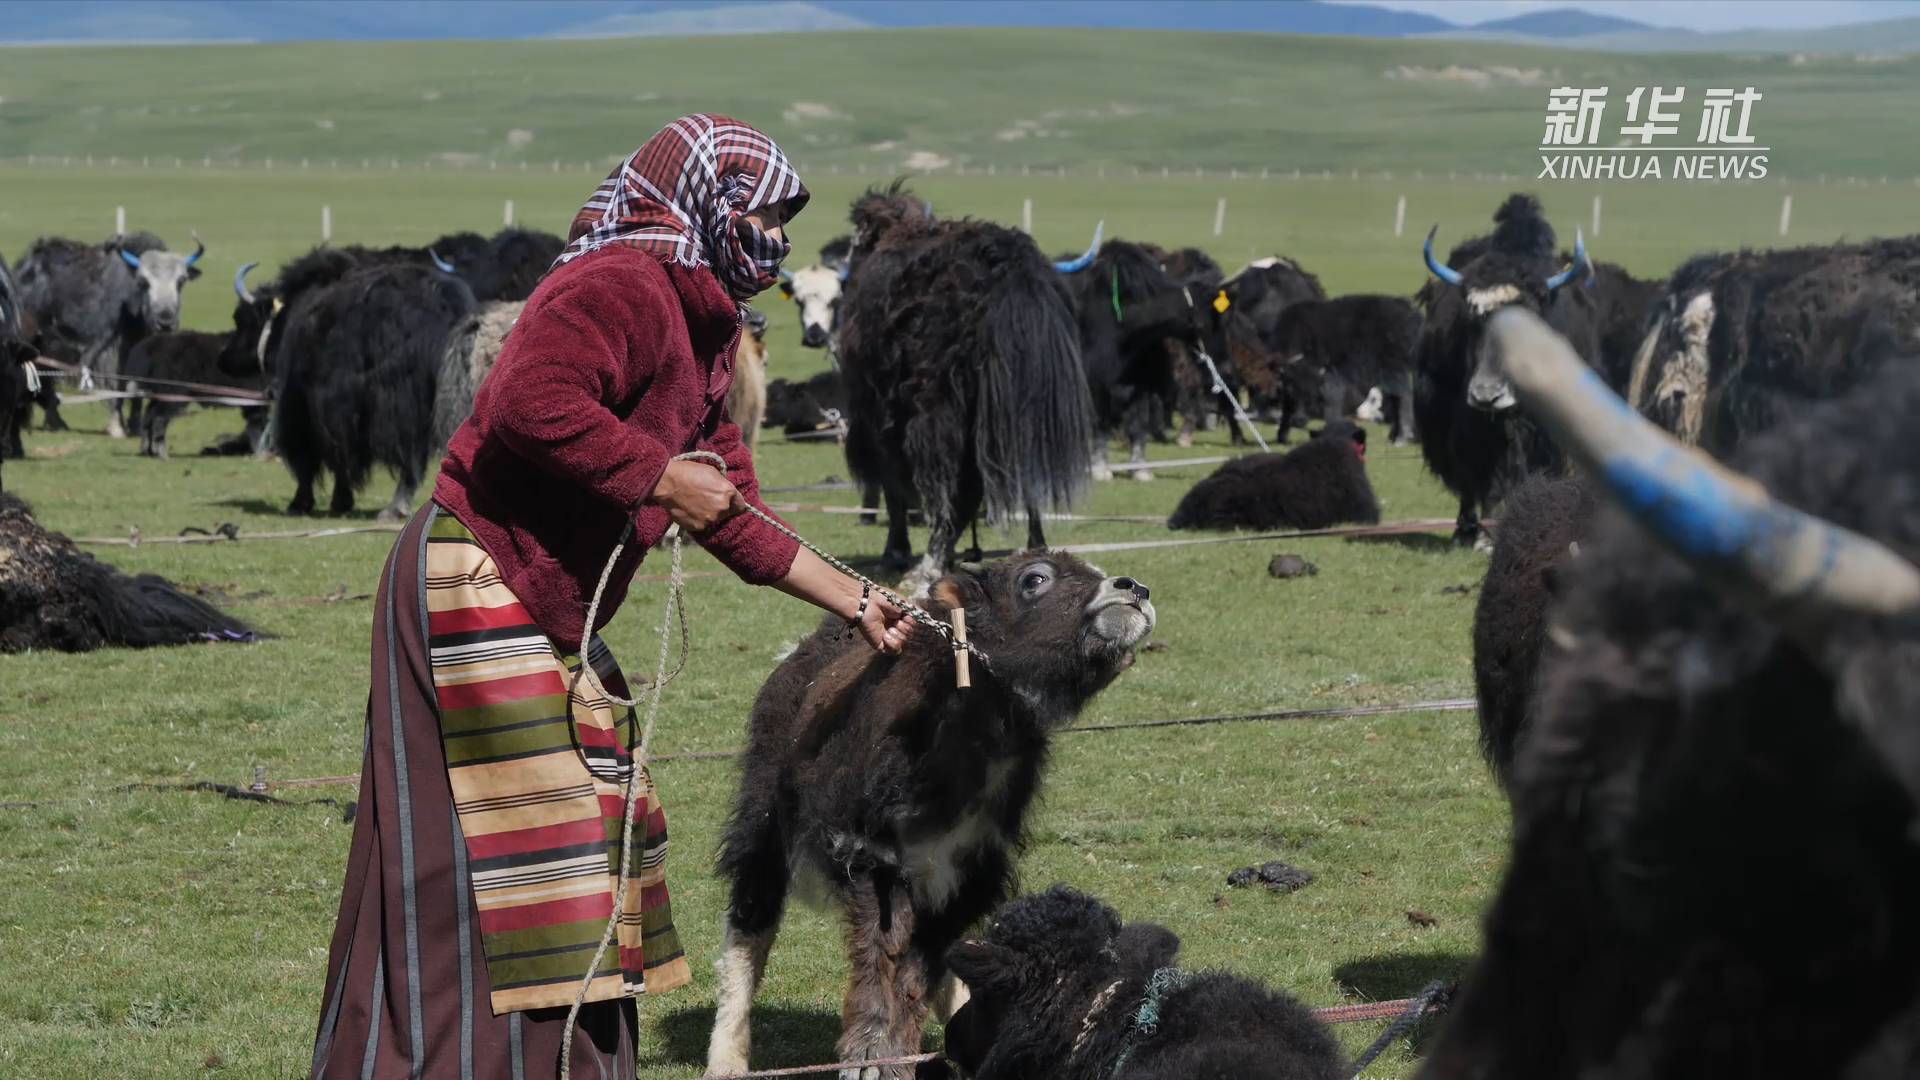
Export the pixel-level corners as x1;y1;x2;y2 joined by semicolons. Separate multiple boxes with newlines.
772;548;915;654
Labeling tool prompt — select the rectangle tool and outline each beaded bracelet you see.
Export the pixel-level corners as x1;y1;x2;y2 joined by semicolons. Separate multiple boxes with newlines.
851;582;871;626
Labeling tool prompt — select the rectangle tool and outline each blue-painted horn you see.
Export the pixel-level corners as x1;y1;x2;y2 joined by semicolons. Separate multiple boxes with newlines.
1545;228;1588;291
779;266;795;283
430;249;456;274
1486;305;1920;626
1423;226;1463;285
837;260;852;283
234;262;259;303
119;249;144;270
1053;220;1105;274
185;236;205;266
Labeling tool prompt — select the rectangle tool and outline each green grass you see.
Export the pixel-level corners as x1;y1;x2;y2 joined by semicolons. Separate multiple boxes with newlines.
2;23;1918;1079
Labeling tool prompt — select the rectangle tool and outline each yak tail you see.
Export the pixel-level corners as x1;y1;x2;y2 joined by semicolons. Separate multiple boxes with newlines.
975;274;1094;525
104;572;256;648
431;312;483;452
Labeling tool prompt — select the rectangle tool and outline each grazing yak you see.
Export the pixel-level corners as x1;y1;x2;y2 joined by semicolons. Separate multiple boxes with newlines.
836;185;1096;582
728;306;771;452
1167;421;1379;532
1415;193;1601;546
15;232;205;438
0;493;253;652
1422;308;1920;1079
705;553;1156;1079
429;300;524;452
1061;233;1215;482
940;887;1344;1080
1469;474;1593;786
1268;295;1424;445
274;263;475;519
777;236;853;349
1627;237;1920;454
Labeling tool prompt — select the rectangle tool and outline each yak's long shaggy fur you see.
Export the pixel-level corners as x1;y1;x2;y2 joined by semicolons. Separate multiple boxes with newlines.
1269;294;1424;444
837;184;1095;577
1;335;31;472
727;309;770;451
1066;240;1195;473
941;887;1344;1080
1583;260;1663;393
0;493;253;652
1470;474;1592;787
122;330;268;460
429;300;523;452
274;264;475;519
467;227;563;302
1167;421;1379;531
705;553;1154;1079
1422;360;1920;1079
1629;236;1920;454
1414;193;1603;546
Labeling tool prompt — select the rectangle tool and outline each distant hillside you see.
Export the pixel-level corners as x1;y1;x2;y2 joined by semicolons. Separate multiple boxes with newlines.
0;27;1913;176
1468;9;1654;39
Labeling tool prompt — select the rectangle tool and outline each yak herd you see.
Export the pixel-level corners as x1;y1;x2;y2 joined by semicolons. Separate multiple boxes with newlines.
3;182;1919;1079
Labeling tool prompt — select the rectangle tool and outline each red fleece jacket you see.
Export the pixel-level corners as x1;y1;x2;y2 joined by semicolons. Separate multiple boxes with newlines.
434;246;798;650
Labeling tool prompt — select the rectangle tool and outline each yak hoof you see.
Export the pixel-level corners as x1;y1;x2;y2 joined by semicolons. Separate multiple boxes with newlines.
106;416;126;439
1131;468;1155;483
1091;463;1114;482
1176;432;1194;449
1473;531;1496;555
376;506;408;524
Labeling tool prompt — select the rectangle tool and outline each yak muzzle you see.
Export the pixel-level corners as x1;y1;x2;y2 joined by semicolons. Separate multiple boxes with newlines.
801;323;830;349
1087;576;1156;650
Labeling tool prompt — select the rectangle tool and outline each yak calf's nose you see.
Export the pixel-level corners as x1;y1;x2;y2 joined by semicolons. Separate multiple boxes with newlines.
1112;576;1149;601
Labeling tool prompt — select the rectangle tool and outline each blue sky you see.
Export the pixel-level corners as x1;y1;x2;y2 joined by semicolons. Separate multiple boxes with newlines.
1333;0;1918;31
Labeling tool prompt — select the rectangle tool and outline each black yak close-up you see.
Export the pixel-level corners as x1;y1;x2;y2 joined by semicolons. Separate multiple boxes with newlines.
835;184;1096;583
1469;474;1593;786
937;886;1344;1080
0;493;254;652
1421;308;1920;1079
1414;193;1603;547
1166;420;1379;531
704;553;1155;1080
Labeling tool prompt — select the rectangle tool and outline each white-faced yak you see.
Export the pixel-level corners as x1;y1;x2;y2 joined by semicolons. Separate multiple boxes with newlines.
0;493;253;652
937;886;1344;1080
1166;421;1379;532
704;553;1155;1079
1420;308;1920;1079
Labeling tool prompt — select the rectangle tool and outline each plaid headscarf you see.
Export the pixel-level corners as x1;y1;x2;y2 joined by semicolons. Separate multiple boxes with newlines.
554;114;808;301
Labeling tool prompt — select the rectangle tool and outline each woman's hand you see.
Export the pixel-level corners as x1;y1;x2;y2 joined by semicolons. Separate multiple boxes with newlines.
853;589;915;655
649;458;745;532
773;548;916;655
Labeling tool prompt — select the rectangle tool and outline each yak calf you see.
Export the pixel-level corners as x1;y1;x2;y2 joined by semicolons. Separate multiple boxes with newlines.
1167;421;1379;532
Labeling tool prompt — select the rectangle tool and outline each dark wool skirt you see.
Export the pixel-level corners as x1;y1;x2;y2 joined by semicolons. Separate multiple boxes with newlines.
311;506;647;1079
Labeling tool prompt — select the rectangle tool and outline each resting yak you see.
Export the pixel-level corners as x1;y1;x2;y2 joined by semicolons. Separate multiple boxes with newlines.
836;185;1096;583
0;493;253;652
705;553;1156;1079
940;887;1344;1080
15;231;205;438
1167;421;1379;532
273;263;475;519
1422;308;1920;1079
1414;193;1601;546
1626;236;1920;455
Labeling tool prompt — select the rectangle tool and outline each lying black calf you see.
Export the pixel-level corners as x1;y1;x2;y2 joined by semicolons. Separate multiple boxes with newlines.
1167;421;1379;532
941;887;1343;1080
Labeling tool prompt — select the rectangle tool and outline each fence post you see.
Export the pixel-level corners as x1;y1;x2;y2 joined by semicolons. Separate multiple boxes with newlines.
504;199;514;227
1021;198;1033;233
1592;194;1603;237
1213;197;1227;238
321;204;332;242
1778;194;1792;237
115;205;126;235
1394;195;1406;238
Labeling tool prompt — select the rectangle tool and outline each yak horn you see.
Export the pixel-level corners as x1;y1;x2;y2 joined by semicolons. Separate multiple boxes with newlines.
430;249;457;274
1053;220;1105;274
778;266;795;283
1487;305;1920;628
234;262;259;303
836;260;851;283
1424;226;1463;285
186;232;205;266
1545;229;1589;291
119;249;144;269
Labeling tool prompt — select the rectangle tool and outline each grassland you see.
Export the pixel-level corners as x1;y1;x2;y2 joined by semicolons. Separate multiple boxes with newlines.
1;23;1917;1080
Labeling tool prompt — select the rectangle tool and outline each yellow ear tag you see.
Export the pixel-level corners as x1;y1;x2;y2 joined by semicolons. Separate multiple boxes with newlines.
271;298;285;315
1212;290;1231;314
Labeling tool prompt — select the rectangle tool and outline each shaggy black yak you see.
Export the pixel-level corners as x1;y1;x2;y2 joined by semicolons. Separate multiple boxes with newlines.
1166;421;1379;532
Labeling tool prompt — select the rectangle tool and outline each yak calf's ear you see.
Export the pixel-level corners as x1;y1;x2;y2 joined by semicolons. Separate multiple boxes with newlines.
933;566;989;613
185;266;204;282
946;939;1022;991
1113;923;1181;974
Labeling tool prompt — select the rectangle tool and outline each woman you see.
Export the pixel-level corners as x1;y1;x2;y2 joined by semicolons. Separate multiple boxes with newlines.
311;114;914;1079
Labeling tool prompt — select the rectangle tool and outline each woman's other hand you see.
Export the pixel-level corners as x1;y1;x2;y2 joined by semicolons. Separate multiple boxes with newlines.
649;458;745;532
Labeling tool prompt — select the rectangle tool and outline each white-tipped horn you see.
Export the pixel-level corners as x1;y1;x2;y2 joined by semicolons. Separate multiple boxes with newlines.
1487;306;1920;626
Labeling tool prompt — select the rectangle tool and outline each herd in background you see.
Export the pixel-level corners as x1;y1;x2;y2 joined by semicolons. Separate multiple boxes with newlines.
2;182;1919;1077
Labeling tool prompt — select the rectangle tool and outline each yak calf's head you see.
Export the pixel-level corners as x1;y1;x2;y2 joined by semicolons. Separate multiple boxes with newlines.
930;552;1154;710
944;886;1181;1075
1422;194;1590;414
777;263;844;348
115;237;204;333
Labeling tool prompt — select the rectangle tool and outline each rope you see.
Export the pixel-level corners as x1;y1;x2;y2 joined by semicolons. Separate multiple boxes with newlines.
1194;343;1271;454
1343;979;1451;1077
30;355;270;402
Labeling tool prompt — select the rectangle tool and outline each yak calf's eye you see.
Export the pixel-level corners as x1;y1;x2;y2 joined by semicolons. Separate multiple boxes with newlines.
1019;566;1053;598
